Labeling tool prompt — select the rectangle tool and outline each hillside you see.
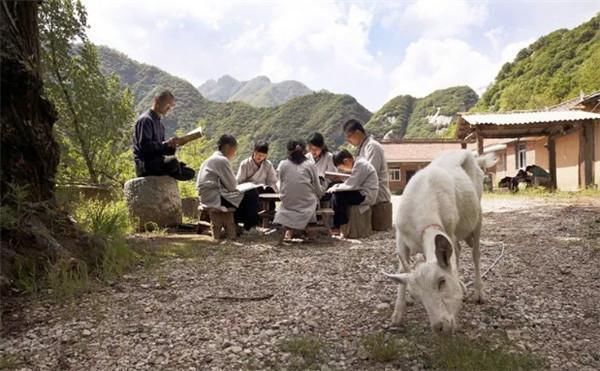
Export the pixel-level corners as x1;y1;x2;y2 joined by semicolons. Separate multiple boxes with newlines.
96;45;210;135
474;14;600;111
365;86;478;139
96;46;370;165
198;75;312;107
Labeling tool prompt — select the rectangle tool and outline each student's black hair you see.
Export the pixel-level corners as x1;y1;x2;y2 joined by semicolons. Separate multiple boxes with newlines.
217;134;237;151
254;140;269;154
307;132;328;153
154;89;175;102
342;119;366;134
333;149;354;167
287;140;307;165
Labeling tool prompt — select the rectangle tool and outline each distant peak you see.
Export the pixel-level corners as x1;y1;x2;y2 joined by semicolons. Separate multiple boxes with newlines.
218;74;239;83
252;75;271;83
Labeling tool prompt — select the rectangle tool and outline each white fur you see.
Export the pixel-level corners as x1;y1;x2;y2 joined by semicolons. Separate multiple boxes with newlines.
384;150;496;334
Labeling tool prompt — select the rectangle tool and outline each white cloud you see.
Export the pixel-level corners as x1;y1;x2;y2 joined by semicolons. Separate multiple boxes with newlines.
389;38;498;98
500;38;535;64
80;0;598;112
401;0;488;37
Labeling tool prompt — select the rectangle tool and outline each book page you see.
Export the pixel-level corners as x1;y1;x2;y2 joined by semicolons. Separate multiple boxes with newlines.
236;182;265;193
178;126;204;146
324;171;351;179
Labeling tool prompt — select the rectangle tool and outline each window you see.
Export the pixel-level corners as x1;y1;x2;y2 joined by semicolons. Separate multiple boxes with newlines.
389;169;401;181
516;143;527;169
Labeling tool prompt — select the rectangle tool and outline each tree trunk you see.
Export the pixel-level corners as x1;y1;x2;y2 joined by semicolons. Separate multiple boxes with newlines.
1;0;59;202
0;1;103;295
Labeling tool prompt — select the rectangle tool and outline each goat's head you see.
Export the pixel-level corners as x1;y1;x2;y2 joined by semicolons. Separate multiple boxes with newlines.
385;234;464;334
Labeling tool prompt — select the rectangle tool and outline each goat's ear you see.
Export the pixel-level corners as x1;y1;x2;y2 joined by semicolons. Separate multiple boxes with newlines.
434;234;452;270
382;271;411;285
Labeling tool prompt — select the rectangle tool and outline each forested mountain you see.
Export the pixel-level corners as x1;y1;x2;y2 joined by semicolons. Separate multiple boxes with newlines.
474;14;600;112
96;46;370;165
365;86;478;139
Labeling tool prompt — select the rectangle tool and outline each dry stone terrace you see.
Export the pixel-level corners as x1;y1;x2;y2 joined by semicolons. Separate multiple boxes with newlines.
1;195;599;370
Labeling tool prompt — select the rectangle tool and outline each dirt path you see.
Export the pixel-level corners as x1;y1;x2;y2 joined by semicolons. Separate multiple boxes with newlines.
1;196;599;370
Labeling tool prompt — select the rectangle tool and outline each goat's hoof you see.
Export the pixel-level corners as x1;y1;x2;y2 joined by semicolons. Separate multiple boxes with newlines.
472;291;486;304
390;312;405;327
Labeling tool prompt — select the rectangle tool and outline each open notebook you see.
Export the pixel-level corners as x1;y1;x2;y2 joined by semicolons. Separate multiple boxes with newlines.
324;171;351;179
177;126;203;146
236;182;269;193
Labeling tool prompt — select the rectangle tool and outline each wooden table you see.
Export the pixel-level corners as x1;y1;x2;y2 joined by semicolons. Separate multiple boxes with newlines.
258;193;280;227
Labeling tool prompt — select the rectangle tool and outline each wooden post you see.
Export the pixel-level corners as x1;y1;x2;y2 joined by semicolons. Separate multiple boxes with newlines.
548;136;557;190
582;123;594;188
476;130;484;155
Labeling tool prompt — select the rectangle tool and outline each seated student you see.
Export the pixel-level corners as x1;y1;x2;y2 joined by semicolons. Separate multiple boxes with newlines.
132;90;195;181
196;135;259;232
343;119;391;204
306;132;336;187
237;140;278;190
328;149;378;233
237;140;278;211
274;140;324;234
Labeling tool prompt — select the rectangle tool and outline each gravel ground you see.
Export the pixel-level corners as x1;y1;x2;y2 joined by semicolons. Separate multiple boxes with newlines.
1;196;599;370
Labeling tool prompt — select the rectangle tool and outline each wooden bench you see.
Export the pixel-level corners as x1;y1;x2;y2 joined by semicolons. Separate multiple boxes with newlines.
316;207;334;229
277;207;334;244
341;205;372;239
197;206;237;240
371;201;392;231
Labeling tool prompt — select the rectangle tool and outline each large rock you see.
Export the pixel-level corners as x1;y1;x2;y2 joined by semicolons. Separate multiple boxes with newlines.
124;176;182;230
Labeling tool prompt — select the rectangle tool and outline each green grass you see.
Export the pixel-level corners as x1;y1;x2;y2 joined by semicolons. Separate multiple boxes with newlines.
0;354;22;370
46;258;90;300
362;332;405;362
431;335;544;371
280;335;325;370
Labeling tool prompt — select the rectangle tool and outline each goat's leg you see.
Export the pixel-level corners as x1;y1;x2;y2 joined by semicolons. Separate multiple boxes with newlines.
391;243;409;326
470;221;485;303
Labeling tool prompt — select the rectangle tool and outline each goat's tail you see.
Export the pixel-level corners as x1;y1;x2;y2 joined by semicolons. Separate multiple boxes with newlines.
476;153;497;170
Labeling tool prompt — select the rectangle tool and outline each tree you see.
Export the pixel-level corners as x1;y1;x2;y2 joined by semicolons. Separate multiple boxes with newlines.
1;1;59;202
1;1;104;293
38;0;134;185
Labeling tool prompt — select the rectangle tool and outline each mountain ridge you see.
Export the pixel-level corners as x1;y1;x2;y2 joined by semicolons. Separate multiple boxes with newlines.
198;74;312;107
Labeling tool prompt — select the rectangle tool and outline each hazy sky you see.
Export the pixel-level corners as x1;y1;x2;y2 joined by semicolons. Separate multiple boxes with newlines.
82;0;599;111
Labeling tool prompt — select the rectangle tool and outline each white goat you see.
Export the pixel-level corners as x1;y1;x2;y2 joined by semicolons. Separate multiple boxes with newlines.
384;150;496;334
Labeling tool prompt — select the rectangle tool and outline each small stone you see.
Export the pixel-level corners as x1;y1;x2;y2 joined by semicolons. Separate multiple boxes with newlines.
376;303;390;310
82;329;91;337
144;307;153;313
230;346;242;353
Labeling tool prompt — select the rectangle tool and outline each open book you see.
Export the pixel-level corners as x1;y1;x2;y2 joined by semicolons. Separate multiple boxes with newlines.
177;126;204;146
236;182;268;193
324;171;351;179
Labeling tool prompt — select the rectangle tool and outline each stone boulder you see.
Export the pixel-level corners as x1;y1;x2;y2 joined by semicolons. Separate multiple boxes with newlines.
124;176;182;230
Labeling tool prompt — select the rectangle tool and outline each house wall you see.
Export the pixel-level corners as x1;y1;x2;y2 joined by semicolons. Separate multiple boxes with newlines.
387;162;428;193
533;138;549;170
555;130;581;191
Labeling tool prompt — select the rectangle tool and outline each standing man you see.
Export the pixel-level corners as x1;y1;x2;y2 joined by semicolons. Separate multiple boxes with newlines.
132;89;195;181
343;119;391;204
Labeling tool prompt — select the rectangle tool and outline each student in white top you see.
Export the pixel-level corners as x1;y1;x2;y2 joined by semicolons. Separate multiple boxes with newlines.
274;140;324;232
196;135;259;232
328;149;378;232
237;141;278;211
306;132;336;187
236;141;278;191
343;119;392;204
